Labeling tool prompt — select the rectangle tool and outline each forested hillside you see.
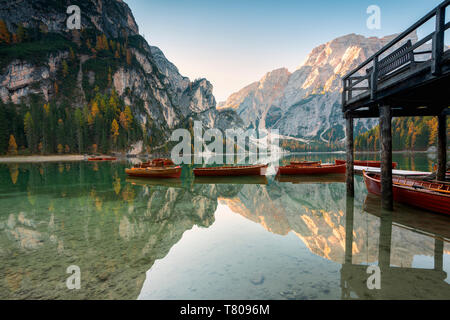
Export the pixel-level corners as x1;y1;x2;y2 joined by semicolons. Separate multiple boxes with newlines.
0;0;243;156
0;20;156;155
355;116;449;152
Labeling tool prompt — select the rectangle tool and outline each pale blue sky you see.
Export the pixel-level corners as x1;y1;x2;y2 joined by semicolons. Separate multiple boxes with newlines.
125;0;445;101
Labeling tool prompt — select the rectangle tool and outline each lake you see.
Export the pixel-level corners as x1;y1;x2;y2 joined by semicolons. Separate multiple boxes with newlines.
0;153;449;300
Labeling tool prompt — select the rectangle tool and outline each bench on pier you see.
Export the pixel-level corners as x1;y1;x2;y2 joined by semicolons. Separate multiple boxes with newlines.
366;40;416;82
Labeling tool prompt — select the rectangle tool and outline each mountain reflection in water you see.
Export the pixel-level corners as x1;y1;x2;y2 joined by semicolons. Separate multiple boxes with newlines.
0;157;448;300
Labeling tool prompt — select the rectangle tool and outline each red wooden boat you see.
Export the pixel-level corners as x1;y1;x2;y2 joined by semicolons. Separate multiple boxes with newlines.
193;164;268;177
290;161;321;166
363;171;450;216
88;156;117;161
335;159;397;169
135;158;175;168
277;163;346;175
125;166;182;178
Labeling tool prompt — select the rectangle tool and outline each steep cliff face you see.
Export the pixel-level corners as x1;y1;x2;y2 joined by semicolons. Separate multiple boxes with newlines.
0;0;242;154
218;68;291;130
0;0;139;38
220;33;419;142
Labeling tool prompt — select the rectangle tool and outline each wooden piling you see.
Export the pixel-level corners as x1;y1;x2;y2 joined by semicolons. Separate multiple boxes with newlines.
434;238;444;271
344;196;354;265
379;105;393;211
378;209;393;269
346;117;354;197
437;112;447;181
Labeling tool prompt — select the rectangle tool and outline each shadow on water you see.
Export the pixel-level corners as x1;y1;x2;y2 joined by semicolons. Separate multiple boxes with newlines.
0;154;448;299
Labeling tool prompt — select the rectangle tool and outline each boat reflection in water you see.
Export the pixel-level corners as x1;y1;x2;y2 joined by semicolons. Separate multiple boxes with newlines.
341;195;449;299
194;175;268;185
0;161;448;300
275;174;345;184
126;177;184;188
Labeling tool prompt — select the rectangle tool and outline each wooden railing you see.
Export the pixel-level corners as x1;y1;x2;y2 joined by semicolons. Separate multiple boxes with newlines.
342;0;450;109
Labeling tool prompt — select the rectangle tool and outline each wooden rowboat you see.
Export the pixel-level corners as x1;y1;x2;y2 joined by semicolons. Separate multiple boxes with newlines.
290;161;321;166
363;171;450;216
277;163;346;175
137;158;175;168
335;159;398;169
125;166;182;179
193;164;268;177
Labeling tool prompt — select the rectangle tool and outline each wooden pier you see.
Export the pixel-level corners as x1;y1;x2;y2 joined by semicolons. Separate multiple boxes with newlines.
353;166;431;176
342;0;450;209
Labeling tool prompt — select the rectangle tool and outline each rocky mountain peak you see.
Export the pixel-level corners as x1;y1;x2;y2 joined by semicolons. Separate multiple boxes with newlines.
0;0;139;39
220;31;419;142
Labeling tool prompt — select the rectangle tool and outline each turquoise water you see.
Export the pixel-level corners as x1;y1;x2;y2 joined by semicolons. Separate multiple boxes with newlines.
0;153;449;300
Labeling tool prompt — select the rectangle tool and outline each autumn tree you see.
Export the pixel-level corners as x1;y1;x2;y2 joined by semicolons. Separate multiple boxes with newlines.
428;117;438;146
69;47;75;60
102;34;109;51
8;135;17;155
119;111;128;130
91;101;100;119
0;19;11;43
111;119;119;146
119;106;133;131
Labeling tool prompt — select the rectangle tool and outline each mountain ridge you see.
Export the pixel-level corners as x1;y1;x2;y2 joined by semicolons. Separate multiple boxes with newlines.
0;0;243;155
219;32;420;144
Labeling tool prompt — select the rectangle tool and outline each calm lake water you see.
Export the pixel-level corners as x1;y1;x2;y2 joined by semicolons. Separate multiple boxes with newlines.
0;153;449;300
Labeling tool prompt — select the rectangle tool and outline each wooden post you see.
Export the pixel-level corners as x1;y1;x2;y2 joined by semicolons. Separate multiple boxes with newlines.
370;55;379;101
344;196;354;265
379;105;393;211
378;209;392;269
346;117;354;197
437;112;447;181
434;238;444;271
432;4;445;75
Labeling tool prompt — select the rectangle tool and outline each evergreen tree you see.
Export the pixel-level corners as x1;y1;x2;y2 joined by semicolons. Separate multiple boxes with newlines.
0;104;8;154
62;60;69;78
24;112;34;151
17;23;26;42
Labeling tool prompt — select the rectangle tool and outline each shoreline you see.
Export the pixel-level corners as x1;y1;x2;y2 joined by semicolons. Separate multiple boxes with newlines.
0;155;86;163
0;149;441;164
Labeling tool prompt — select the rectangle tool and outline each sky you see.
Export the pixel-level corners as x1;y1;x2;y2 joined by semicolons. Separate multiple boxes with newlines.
125;0;445;102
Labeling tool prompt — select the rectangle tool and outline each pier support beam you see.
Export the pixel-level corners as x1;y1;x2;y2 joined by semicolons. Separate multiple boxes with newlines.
437;112;447;181
379;105;393;211
346;117;354;197
344;196;354;265
434;238;444;272
378;209;393;270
